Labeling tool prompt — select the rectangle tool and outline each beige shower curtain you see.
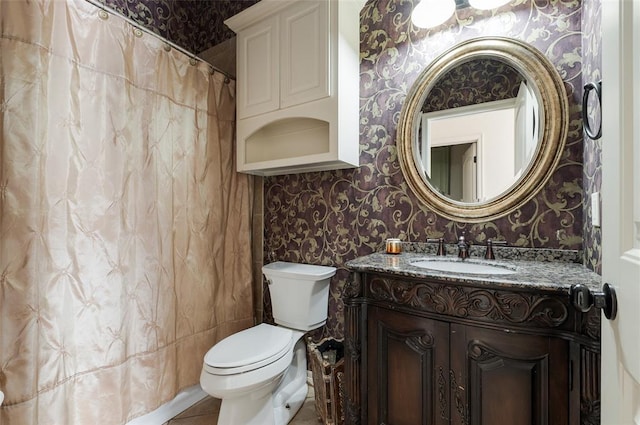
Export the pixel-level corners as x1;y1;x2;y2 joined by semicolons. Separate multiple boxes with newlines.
0;1;254;424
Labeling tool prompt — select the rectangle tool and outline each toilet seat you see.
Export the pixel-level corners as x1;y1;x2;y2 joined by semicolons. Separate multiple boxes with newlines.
203;323;294;376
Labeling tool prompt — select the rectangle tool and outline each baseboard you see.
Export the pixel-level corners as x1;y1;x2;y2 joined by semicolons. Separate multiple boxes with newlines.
126;385;207;425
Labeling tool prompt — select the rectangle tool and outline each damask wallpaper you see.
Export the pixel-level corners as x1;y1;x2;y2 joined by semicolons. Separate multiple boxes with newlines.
422;58;524;113
98;0;258;53
264;0;587;341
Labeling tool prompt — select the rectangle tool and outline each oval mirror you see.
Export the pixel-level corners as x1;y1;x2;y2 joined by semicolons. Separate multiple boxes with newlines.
397;37;569;222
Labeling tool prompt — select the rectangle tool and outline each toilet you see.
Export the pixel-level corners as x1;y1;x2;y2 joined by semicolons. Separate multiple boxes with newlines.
200;261;336;425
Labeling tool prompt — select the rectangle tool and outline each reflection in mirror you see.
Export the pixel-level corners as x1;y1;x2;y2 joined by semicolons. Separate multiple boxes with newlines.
397;37;569;222
417;58;540;203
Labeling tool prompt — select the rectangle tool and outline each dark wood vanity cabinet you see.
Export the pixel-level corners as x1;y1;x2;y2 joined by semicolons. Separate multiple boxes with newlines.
343;271;601;425
367;306;450;425
449;324;570;425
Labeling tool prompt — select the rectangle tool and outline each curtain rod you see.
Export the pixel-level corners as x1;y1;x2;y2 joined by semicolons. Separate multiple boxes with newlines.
84;0;236;81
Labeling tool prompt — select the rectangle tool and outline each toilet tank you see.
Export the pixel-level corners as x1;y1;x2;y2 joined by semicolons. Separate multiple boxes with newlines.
262;261;336;331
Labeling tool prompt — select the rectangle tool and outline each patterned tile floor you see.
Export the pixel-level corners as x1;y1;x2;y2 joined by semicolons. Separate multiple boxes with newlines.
163;386;320;425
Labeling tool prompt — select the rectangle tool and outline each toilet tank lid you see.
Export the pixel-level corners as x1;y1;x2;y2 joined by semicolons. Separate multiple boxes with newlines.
262;261;336;280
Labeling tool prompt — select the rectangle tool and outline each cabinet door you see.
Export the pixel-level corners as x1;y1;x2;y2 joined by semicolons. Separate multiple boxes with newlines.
279;0;329;108
236;15;279;119
450;324;570;425
368;306;450;425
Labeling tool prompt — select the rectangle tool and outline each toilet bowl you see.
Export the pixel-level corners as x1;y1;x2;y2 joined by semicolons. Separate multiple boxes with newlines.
200;261;336;425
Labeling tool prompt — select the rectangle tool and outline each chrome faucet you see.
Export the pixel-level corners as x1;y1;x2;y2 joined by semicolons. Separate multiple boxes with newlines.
457;235;470;259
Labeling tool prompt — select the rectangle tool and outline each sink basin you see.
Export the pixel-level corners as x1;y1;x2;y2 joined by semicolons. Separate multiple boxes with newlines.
411;259;516;275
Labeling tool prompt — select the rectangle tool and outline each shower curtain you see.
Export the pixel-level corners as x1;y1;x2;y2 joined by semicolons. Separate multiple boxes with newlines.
0;1;254;424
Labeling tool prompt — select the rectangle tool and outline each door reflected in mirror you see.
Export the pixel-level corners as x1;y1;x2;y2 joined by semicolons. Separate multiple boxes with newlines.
418;58;541;204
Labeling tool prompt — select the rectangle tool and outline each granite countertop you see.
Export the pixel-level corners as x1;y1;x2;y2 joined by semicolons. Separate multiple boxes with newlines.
345;249;602;292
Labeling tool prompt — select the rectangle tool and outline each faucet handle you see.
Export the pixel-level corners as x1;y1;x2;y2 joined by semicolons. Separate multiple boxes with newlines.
484;239;507;260
427;238;446;256
457;235;470;259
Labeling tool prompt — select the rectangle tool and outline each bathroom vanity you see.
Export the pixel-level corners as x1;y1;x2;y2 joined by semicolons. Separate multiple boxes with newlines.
343;248;601;425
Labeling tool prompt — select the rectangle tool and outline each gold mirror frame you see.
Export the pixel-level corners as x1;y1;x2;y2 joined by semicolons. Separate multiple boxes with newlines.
397;37;569;223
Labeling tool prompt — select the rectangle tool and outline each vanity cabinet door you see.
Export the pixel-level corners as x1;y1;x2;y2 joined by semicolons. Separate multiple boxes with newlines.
367;306;450;425
449;324;570;425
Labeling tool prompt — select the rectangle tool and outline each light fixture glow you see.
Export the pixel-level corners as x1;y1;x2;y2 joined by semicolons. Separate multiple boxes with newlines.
467;0;511;10
411;0;456;29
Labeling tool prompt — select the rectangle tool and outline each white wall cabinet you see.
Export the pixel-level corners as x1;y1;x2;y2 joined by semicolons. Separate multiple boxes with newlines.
225;0;363;176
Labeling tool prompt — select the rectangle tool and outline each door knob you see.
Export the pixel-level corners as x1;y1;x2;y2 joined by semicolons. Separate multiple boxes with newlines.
569;283;617;320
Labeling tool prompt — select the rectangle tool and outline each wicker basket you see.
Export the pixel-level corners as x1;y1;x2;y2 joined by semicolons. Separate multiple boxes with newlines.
307;338;345;425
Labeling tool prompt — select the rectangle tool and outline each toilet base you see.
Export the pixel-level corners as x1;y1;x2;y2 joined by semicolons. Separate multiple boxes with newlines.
216;387;278;425
273;381;308;425
216;383;308;425
273;339;308;424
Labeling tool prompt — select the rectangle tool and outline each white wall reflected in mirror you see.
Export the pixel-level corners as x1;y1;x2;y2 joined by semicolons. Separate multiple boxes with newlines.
419;82;538;203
